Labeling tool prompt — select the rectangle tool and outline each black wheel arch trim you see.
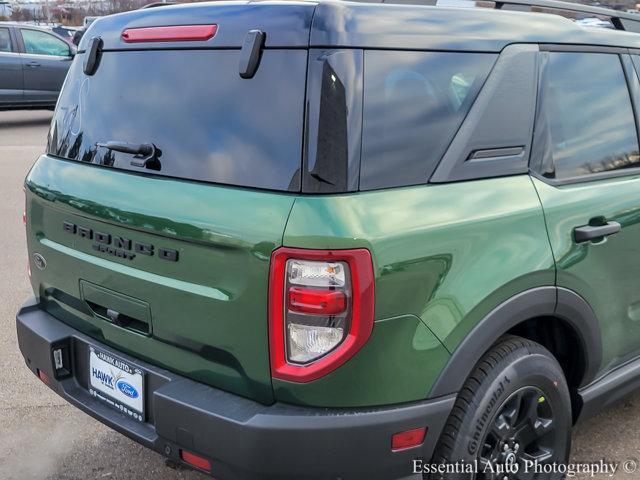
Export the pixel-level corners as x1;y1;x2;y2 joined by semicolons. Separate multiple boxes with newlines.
428;286;602;398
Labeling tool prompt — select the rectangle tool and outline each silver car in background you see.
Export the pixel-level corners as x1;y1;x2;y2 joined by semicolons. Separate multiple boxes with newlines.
0;23;75;110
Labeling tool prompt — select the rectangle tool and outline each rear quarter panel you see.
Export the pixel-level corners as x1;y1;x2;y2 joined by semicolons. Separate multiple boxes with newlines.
279;175;554;407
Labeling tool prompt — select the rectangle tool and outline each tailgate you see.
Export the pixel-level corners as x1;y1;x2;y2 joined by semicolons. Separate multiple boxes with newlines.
28;2;314;403
26;156;295;404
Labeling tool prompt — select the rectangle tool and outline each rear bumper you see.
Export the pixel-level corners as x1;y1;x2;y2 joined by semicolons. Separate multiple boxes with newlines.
16;297;455;480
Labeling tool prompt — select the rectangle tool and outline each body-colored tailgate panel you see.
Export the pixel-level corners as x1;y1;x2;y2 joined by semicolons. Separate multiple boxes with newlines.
26;156;296;403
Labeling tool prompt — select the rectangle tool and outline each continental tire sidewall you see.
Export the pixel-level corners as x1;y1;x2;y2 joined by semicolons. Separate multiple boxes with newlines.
431;344;572;480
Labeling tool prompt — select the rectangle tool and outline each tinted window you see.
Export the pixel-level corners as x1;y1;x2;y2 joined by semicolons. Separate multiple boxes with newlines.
21;29;70;56
360;51;496;190
48;49;307;191
534;52;639;180
0;28;11;52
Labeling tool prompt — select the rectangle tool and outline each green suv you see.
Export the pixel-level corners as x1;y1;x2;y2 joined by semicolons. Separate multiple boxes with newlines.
16;0;640;478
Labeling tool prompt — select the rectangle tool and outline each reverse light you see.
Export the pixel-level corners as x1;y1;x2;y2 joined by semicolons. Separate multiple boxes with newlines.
269;248;374;382
121;24;218;43
391;427;427;452
179;450;211;472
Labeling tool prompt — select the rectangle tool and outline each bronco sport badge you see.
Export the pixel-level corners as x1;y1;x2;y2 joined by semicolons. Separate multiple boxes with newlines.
63;220;179;262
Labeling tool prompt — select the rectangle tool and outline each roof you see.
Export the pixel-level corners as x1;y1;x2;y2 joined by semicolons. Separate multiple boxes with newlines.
80;0;640;53
310;1;640;51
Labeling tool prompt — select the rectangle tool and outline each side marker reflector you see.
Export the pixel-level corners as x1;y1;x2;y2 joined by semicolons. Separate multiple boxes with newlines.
37;369;52;388
391;427;427;451
179;450;212;472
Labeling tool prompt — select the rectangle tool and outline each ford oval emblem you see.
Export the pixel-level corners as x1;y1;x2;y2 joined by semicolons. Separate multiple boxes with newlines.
116;380;139;399
33;253;47;271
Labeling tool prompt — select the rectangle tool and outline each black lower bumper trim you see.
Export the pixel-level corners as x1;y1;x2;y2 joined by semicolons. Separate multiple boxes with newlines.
16;297;455;479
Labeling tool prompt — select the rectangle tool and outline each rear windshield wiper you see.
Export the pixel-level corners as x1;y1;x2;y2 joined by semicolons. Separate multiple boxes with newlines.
96;141;161;171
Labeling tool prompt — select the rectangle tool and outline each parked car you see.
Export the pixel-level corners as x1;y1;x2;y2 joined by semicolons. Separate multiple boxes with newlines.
15;0;640;478
50;25;79;45
0;23;75;110
72;17;102;46
575;16;615;28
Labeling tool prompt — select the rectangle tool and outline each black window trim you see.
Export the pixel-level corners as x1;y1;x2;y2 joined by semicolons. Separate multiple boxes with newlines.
302;48;364;194
538;43;628;54
429;43;538;184
530;45;640;187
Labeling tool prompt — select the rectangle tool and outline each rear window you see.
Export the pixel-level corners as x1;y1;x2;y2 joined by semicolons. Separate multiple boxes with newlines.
360;51;497;190
48;49;307;191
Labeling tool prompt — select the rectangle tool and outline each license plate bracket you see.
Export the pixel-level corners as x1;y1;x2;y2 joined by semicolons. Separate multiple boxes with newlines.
88;346;145;422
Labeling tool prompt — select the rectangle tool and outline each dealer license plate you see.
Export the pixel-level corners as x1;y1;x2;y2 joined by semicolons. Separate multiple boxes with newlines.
88;347;145;422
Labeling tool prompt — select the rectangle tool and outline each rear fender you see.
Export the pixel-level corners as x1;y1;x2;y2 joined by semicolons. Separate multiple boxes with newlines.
428;286;602;397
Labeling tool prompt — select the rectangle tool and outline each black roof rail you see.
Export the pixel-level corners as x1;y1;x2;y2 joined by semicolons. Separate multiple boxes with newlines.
374;0;640;33
140;1;178;8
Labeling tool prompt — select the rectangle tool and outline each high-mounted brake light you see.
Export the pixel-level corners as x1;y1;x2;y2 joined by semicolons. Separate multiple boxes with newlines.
121;24;218;43
269;248;375;382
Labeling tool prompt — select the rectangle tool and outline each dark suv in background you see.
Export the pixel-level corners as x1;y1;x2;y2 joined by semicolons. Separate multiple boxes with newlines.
0;23;75;110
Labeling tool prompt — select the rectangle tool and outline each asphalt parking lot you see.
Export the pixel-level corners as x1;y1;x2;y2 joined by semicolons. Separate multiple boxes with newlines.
0;110;208;480
1;109;640;479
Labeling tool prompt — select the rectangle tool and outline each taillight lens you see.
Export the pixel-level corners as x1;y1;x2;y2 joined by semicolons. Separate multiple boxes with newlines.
288;287;347;316
24;186;29;280
121;24;218;43
269;248;374;382
22;186;26;225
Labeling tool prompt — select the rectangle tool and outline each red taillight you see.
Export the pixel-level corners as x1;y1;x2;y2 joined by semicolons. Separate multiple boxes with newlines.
391;427;427;452
179;450;211;472
121;24;218;43
269;247;375;383
24;187;29;280
22;186;26;225
288;287;347;315
37;369;52;387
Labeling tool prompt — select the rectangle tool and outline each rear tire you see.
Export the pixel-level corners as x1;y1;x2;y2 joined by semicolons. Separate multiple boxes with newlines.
430;335;572;480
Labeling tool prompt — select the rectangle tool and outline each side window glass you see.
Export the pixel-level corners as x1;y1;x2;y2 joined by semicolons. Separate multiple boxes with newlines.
21;29;70;56
360;51;497;190
0;28;12;53
533;52;639;181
